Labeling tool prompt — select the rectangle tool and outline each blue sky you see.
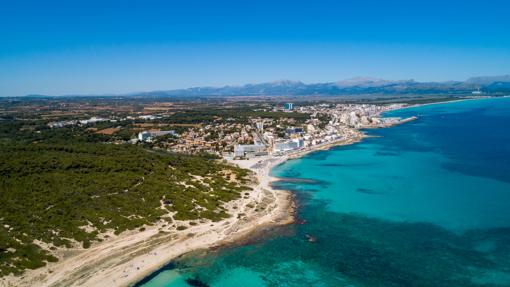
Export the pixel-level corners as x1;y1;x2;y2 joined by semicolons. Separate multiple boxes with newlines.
1;0;509;96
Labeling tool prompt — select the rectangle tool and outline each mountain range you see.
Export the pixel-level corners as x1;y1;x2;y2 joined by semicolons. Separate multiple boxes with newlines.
24;75;510;98
132;75;510;98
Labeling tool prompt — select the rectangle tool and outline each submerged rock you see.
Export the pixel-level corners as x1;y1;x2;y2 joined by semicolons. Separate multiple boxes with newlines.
185;277;210;287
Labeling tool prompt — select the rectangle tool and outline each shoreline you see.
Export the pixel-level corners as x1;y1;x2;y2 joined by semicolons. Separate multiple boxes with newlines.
2;148;296;287
398;96;498;111
2;133;365;287
129;132;370;286
2;99;442;287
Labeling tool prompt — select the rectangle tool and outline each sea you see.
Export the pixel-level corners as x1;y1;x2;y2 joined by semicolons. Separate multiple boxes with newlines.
137;97;510;287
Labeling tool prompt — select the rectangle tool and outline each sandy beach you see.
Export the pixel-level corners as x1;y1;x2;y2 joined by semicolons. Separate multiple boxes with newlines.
1;105;415;287
1;130;369;287
1;151;296;287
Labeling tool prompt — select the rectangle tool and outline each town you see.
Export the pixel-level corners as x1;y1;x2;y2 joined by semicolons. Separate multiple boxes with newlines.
42;100;414;159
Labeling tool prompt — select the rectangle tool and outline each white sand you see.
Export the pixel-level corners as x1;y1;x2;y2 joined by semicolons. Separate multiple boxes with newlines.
2;131;371;287
1;155;294;287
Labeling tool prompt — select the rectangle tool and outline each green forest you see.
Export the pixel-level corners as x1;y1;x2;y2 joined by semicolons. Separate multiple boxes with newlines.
0;120;251;276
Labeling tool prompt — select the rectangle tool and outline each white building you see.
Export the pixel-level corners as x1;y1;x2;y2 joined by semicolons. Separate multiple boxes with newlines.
273;138;303;153
138;131;151;141
79;117;108;125
138;130;177;142
234;144;267;158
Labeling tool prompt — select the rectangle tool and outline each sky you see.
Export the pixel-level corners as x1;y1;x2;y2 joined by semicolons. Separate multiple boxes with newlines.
1;0;509;96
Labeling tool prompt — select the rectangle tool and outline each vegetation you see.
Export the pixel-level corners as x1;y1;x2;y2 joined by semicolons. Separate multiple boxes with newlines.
0;120;251;276
161;107;310;125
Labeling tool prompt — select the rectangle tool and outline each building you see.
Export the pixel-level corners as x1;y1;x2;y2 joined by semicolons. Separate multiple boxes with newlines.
139;115;162;120
306;124;315;133
292;138;305;148
149;130;176;137
138;131;151;141
285;127;304;136
284;103;294;111
79;117;108;125
274;141;298;152
138;130;177;142
47;120;77;128
472;88;483;95
273;140;298;153
234;144;267;158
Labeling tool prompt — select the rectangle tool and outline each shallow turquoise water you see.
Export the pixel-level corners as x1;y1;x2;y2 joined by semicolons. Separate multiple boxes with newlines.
138;97;510;287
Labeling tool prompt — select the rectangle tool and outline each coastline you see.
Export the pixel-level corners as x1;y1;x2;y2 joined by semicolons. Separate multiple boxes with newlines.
131;133;369;286
2;101;429;287
399;96;495;111
1;134;366;287
2;150;296;287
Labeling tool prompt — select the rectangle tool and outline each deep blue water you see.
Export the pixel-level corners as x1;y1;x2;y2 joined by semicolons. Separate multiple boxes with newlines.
139;97;510;287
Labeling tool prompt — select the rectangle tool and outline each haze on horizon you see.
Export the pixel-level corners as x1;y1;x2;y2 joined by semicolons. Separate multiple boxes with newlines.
1;0;510;97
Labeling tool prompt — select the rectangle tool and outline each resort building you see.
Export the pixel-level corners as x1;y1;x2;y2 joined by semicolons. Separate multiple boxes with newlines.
273;138;304;153
233;144;268;158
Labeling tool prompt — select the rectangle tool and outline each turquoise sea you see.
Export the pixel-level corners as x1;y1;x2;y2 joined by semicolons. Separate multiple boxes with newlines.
137;97;510;287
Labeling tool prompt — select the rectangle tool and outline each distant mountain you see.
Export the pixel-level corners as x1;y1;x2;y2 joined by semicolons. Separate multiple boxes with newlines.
22;75;510;98
334;77;414;88
136;80;309;97
132;76;510;97
466;75;510;85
